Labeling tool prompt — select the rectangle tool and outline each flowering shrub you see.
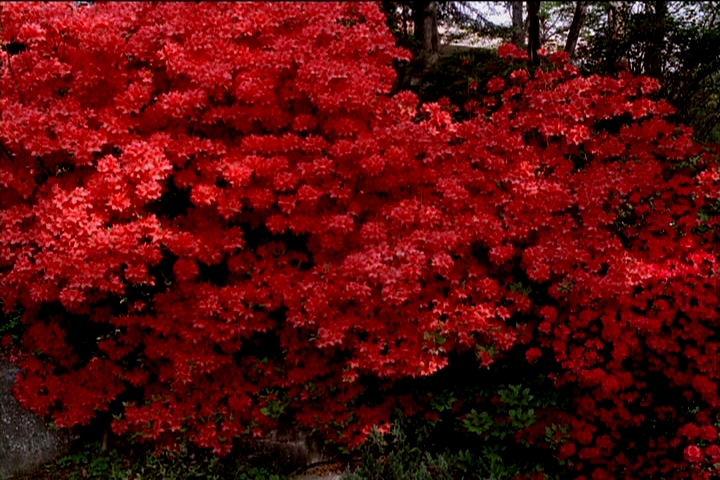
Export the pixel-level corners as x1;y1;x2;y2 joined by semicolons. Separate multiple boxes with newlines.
1;3;719;478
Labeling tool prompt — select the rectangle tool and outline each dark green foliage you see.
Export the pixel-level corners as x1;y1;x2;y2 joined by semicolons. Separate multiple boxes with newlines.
21;442;285;480
0;298;24;347
662;26;720;142
342;422;455;480
343;350;573;480
411;47;506;114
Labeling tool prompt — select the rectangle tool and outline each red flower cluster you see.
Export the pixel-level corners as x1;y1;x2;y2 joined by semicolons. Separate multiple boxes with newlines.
1;2;719;476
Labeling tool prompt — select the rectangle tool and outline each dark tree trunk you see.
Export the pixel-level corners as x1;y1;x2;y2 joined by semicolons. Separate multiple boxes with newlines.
605;1;628;70
608;2;620;38
527;1;541;65
645;0;667;78
511;1;524;48
607;1;627;40
412;0;439;56
564;1;587;57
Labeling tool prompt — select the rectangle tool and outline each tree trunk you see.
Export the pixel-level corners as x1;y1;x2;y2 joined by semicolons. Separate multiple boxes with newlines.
609;2;630;39
511;1;524;48
412;1;439;56
645;0;667;78
606;1;628;70
564;1;587;57
527;1;541;65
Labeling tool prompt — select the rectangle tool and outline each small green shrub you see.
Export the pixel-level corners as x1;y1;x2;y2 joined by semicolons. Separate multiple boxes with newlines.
341;416;562;480
0;299;23;347
342;422;455;480
341;349;572;480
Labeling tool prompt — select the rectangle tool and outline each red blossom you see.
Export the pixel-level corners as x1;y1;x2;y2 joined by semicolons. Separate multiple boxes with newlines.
685;445;703;463
0;5;718;477
559;441;577;459
487;77;506;94
525;347;542;364
705;445;720;461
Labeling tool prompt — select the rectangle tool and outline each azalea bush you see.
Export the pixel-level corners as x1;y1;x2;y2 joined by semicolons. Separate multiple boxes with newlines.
1;2;719;479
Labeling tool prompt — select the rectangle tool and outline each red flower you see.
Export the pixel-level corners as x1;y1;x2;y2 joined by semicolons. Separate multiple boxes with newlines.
525;347;542;364
497;43;528;60
486;77;506;94
685;445;703;463
509;69;529;84
424;411;440;422
558;441;576;459
704;444;720;461
702;426;718;442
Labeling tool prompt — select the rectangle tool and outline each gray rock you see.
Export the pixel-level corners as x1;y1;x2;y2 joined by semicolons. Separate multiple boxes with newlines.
0;359;70;479
235;425;336;474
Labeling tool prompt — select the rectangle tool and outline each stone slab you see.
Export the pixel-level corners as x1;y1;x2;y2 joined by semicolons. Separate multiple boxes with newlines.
0;359;70;479
235;425;336;474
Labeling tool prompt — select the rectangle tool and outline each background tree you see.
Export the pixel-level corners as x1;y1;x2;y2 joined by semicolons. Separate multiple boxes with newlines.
511;1;524;47
526;1;541;65
580;1;720;141
644;0;667;78
564;1;588;57
411;0;440;60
